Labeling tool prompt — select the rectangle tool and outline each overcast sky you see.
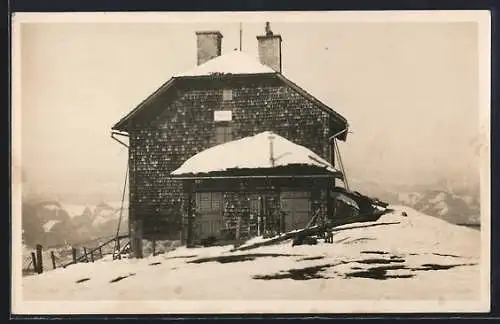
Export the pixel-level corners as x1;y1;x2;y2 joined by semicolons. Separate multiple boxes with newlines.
19;18;481;201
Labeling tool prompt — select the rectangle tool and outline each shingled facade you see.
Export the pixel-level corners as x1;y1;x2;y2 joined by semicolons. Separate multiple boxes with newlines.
112;27;349;251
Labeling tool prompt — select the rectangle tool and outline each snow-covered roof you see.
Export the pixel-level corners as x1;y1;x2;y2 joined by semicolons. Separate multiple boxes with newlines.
113;51;349;138
331;192;360;209
171;131;339;176
173;50;276;77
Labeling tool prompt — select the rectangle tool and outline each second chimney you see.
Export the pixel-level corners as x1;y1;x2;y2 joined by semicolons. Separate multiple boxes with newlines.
257;23;282;73
196;31;223;66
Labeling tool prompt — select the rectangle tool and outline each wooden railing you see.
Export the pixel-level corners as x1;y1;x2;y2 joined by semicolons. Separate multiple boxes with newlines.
61;234;129;268
24;234;130;275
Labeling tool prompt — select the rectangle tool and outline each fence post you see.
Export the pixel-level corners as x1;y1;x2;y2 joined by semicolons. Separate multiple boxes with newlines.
50;251;56;269
35;244;43;274
72;247;77;264
152;238;156;256
31;252;37;274
90;249;94;263
83;247;89;262
99;247;103;259
116;238;121;260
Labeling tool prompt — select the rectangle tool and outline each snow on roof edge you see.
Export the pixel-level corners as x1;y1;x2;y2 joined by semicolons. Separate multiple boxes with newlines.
172;50;275;77
113;51;349;135
171;131;340;176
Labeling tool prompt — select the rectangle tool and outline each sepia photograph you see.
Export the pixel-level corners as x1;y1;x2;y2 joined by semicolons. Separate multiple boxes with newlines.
11;10;491;314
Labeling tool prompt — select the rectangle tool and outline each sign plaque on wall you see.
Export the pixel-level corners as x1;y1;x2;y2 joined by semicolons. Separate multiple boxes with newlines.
214;110;232;121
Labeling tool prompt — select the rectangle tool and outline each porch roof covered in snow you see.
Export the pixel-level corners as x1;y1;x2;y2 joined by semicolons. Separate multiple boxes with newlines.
112;51;348;140
170;131;344;180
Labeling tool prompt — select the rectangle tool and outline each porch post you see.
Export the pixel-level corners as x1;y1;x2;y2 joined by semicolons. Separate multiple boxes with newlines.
326;177;334;221
186;180;194;248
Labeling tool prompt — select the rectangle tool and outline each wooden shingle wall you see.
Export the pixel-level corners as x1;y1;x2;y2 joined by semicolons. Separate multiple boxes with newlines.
128;78;333;239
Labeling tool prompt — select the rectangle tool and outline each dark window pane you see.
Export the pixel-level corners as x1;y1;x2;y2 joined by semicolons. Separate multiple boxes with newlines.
198;193;211;212
211;192;222;210
196;192;222;212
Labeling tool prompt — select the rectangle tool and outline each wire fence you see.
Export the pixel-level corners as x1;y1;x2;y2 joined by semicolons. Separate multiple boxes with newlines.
22;234;182;277
22;234;130;276
22;255;35;276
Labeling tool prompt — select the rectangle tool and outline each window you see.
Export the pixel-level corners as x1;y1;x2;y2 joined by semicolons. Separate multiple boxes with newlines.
196;192;222;212
222;88;233;101
215;125;233;145
215;89;233;145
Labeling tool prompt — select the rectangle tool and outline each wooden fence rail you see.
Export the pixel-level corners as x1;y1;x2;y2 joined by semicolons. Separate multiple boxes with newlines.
22;234;131;276
62;234;129;269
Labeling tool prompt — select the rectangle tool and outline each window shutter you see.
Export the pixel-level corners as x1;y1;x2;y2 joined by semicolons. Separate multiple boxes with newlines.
222;89;233;101
215;125;233;145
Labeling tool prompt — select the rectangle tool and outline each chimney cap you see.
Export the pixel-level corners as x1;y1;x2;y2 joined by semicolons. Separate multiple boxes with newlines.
195;31;223;38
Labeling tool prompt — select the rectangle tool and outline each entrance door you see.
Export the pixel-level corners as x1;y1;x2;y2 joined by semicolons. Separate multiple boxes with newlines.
195;192;223;239
280;191;312;232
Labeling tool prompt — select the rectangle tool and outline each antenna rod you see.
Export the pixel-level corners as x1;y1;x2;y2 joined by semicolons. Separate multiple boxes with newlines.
239;22;242;51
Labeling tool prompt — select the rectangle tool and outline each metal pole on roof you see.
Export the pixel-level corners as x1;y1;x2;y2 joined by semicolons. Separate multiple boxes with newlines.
269;133;276;167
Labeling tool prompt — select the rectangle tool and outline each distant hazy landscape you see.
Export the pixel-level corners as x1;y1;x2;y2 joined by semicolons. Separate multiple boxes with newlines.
349;177;481;226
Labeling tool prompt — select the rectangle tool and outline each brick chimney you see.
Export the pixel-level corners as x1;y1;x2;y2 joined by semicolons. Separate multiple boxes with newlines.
256;22;282;73
196;31;223;66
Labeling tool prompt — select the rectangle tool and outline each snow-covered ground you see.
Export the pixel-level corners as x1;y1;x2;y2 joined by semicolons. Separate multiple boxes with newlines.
19;206;486;313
